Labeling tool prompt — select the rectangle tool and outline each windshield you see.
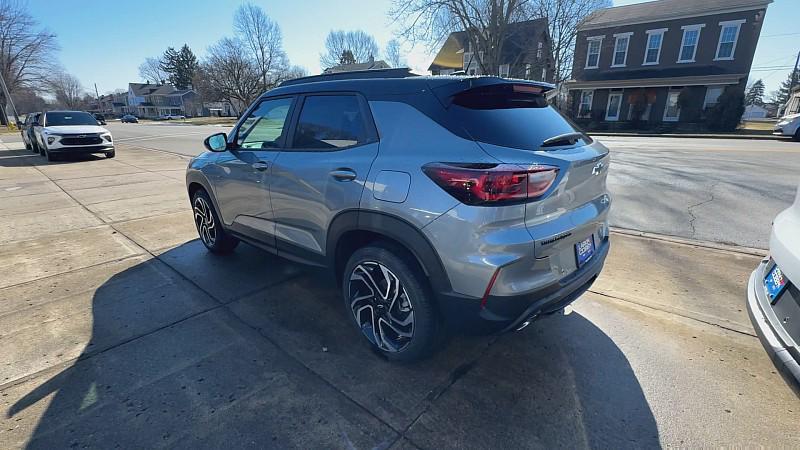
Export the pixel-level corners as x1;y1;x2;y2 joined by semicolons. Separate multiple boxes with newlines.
45;112;98;126
449;84;589;150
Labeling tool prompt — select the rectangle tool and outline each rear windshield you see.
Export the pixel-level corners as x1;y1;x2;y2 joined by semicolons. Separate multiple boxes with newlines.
448;84;588;150
45;112;98;126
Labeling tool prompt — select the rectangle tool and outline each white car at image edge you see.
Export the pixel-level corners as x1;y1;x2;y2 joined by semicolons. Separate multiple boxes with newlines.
747;181;800;393
33;110;115;161
773;113;800;141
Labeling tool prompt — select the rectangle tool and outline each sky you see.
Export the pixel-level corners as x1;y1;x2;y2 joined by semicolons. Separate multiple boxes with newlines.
26;0;799;97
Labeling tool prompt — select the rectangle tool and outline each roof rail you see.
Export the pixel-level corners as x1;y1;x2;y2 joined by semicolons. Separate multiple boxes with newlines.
279;68;417;87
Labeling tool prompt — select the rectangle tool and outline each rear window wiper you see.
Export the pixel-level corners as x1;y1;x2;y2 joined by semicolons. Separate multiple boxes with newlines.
540;132;590;148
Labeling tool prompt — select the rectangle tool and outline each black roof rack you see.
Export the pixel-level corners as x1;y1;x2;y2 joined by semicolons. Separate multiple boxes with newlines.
279;67;417;87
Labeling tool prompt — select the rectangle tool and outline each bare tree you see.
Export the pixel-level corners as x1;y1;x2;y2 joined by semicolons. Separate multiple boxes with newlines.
389;0;529;76
201;37;262;113
528;0;611;83
320;30;380;69
234;3;288;92
48;71;84;109
0;0;58;124
385;39;403;68
138;57;168;84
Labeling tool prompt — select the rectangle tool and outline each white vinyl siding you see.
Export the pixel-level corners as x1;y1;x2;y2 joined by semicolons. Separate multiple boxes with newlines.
715;20;745;60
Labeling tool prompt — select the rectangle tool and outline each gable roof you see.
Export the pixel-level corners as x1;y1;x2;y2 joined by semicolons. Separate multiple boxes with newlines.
128;82;178;96
427;18;549;72
580;0;772;30
324;59;391;74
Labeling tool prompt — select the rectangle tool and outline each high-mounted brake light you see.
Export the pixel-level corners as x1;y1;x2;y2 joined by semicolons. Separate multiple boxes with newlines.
422;163;559;206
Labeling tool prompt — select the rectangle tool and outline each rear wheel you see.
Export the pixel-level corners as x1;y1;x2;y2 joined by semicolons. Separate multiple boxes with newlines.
192;189;238;253
343;244;443;362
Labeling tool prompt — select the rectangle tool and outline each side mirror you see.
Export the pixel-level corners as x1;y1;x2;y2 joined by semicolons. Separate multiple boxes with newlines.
204;132;228;152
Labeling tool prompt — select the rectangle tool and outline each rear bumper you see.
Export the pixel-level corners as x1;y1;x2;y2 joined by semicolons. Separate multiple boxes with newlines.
438;237;608;334
746;260;800;394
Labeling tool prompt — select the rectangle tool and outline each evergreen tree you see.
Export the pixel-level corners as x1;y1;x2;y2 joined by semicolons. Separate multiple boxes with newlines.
160;44;199;89
744;79;765;106
771;68;800;105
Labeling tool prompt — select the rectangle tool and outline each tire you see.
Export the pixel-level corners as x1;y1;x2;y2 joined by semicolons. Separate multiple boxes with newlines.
105;149;115;158
33;139;42;155
191;189;238;253
793;128;800;142
24;140;31;150
43;144;57;162
343;243;443;362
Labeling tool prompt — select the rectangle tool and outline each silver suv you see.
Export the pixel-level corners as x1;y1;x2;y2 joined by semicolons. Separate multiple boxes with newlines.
186;70;611;361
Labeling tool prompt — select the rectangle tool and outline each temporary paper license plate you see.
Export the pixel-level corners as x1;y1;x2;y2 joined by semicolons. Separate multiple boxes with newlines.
764;264;789;302
575;236;595;268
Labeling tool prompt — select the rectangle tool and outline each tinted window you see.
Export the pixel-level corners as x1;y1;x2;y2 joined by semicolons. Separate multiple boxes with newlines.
290;95;366;150
45;112;98;126
448;84;586;150
237;97;293;149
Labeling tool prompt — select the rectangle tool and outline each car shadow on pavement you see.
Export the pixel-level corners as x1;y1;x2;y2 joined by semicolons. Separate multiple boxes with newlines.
5;240;659;448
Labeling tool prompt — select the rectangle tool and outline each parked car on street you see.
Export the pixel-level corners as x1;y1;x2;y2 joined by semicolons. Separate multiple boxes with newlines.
121;114;139;123
20;112;41;152
159;114;186;120
33;110;115;161
185;70;611;361
747;181;800;393
774;113;800;141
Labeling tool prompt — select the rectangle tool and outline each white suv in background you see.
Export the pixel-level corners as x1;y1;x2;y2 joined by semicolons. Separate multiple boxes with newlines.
33;110;115;161
774;113;800;141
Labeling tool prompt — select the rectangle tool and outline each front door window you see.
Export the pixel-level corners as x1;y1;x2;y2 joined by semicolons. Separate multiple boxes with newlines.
663;91;681;122
606;93;622;121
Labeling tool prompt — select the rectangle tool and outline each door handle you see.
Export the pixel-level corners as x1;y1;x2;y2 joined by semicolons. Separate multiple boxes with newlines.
330;169;357;181
252;161;270;171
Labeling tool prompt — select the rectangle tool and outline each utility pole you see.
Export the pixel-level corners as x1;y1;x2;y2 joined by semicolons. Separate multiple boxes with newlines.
789;50;800;95
94;83;101;113
0;70;20;129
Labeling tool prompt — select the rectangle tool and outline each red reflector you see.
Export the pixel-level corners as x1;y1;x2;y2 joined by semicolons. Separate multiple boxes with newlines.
480;268;501;308
422;163;558;205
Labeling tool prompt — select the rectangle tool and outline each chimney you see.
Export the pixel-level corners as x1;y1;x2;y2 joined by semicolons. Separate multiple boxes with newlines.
368;55;374;64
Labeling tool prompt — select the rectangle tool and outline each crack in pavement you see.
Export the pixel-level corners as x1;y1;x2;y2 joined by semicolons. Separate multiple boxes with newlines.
686;181;718;236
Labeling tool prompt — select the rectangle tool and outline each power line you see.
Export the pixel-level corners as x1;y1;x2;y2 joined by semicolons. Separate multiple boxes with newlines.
760;32;800;38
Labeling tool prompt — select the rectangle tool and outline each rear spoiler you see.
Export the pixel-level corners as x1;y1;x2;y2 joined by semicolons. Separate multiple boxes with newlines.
429;76;555;107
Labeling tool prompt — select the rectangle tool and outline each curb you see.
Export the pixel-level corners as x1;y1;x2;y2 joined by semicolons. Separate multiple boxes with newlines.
592;132;788;141
610;227;768;257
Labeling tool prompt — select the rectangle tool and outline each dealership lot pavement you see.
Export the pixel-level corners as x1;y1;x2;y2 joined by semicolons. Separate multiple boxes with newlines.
1;139;799;448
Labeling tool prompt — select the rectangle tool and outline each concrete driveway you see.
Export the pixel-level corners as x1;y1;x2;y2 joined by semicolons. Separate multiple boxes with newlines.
0;140;798;448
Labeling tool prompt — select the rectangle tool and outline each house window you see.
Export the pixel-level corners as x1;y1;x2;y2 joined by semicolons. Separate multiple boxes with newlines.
499;64;510;78
678;25;704;63
703;86;724;109
663;90;681;122
537;42;543;59
715;20;745;60
578;90;593;118
606;92;623;121
541;67;547;81
643;29;666;65
585;36;603;69
612;33;632;67
628;102;652;121
525;63;531;79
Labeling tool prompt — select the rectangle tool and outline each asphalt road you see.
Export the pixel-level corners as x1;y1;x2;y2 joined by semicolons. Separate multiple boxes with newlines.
95;123;800;249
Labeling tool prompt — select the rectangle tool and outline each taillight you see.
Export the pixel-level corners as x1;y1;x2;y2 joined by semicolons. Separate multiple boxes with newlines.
422;162;559;206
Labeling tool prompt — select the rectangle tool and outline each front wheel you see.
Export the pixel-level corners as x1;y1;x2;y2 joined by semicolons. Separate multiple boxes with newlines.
343;244;443;362
793;128;800;142
192;189;238;253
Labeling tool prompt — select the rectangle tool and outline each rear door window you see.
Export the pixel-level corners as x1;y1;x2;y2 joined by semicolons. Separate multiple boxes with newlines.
448;84;588;150
290;95;367;150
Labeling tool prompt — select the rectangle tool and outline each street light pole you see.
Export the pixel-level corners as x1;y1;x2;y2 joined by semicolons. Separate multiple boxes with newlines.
0;70;21;128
